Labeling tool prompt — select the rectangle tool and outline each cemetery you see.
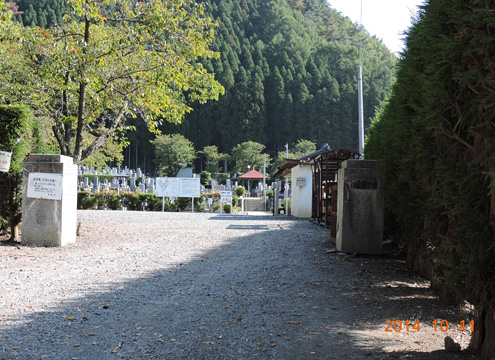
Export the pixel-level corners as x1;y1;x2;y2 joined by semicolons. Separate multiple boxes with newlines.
75;164;272;214
2;0;495;355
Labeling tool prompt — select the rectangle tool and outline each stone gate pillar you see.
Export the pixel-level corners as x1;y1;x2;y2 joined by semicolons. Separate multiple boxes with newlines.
22;154;78;247
336;159;383;255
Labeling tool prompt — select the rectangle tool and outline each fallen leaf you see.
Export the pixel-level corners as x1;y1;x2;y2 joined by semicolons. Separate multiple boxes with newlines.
111;342;122;353
11;347;20;350
285;321;299;325
283;337;291;341
88;334;96;336
66;316;76;320
82;317;89;321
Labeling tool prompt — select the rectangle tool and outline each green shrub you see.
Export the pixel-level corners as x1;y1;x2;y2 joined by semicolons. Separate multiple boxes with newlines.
175;197;191;211
80;195;97;209
236;186;246;197
232;206;242;214
266;190;274;198
108;194;121;210
223;204;232;214
212;203;221;213
194;195;206;212
121;191;140;210
232;195;238;207
77;191;92;209
94;191;114;209
200;171;211;186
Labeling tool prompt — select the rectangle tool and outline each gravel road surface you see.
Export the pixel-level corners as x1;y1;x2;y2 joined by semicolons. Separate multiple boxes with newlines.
0;211;476;359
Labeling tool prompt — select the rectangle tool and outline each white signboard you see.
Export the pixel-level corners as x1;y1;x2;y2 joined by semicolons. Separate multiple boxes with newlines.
156;177;200;198
0;151;11;172
27;173;63;200
180;178;200;197
156;177;180;197
221;191;232;204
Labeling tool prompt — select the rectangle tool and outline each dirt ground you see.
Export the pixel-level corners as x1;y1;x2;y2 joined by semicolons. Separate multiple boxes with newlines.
0;211;482;359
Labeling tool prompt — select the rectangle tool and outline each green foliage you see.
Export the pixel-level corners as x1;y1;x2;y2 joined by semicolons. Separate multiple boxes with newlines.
152;134;196;177
232;195;238;207
175;197;191;212
0;104;33;239
223;203;232;214
107;194;121;210
232;206;242;214
274;139;316;170
365;1;495;353
236;186;246;197
0;0;224;164
194;195;206;212
94;191;112;209
157;0;396;156
79;194;97;209
266;190;274;198
231;141;270;175
212;203;221;212
200;171;211;186
199;145;228;174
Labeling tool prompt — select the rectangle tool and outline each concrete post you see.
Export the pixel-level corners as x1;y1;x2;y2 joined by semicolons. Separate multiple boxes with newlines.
22;154;78;247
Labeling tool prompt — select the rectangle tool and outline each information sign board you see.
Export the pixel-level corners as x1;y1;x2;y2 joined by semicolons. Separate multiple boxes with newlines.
156;177;180;197
221;191;232;204
27;173;63;200
0;151;11;172
180;178;200;198
156;177;200;198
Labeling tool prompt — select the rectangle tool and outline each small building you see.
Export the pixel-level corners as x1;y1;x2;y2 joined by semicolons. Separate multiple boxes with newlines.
273;145;359;228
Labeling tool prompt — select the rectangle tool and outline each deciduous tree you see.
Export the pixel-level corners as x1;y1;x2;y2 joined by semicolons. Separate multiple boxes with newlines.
0;0;224;164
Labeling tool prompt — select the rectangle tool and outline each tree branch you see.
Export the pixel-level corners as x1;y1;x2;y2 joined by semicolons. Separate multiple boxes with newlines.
81;103;128;160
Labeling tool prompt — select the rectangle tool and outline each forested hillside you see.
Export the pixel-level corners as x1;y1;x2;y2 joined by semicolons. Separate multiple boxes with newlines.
12;0;396;168
163;0;396;155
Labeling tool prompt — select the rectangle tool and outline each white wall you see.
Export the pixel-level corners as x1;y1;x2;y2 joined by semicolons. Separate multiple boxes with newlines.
290;165;312;218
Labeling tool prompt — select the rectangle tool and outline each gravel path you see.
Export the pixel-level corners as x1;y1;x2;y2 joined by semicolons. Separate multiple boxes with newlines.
0;211;476;359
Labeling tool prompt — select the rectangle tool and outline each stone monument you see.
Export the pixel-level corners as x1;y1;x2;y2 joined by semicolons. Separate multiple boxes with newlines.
336;159;383;255
22;154;78;247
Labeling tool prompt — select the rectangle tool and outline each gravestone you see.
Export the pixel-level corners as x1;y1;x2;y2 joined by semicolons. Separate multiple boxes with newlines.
93;176;100;192
336;159;383;255
22;154;78;247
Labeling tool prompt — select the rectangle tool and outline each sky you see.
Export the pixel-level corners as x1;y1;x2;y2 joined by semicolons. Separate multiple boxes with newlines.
327;0;425;54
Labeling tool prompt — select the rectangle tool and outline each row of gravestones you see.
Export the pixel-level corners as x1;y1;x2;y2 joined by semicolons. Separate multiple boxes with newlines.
78;165;155;194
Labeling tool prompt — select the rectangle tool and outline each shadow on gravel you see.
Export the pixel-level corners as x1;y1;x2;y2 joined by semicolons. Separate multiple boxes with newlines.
0;214;479;360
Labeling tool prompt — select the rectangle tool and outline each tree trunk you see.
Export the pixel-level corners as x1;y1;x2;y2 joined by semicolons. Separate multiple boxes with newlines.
468;173;495;356
468;307;495;357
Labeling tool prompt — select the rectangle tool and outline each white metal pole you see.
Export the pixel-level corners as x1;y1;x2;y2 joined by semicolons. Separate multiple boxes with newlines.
358;0;365;157
358;65;365;156
263;153;266;211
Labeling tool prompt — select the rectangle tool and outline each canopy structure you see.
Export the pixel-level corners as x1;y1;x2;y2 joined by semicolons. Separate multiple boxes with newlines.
238;168;269;179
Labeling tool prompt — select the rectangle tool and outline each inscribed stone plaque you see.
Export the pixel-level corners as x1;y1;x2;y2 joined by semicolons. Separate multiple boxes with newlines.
27;173;63;200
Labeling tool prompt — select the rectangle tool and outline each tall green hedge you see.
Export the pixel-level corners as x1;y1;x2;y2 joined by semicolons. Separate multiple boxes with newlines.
0;105;33;240
365;0;495;356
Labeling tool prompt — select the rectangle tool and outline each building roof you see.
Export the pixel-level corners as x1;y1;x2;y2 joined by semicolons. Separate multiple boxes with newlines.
272;159;301;177
297;143;332;162
238;168;269;179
